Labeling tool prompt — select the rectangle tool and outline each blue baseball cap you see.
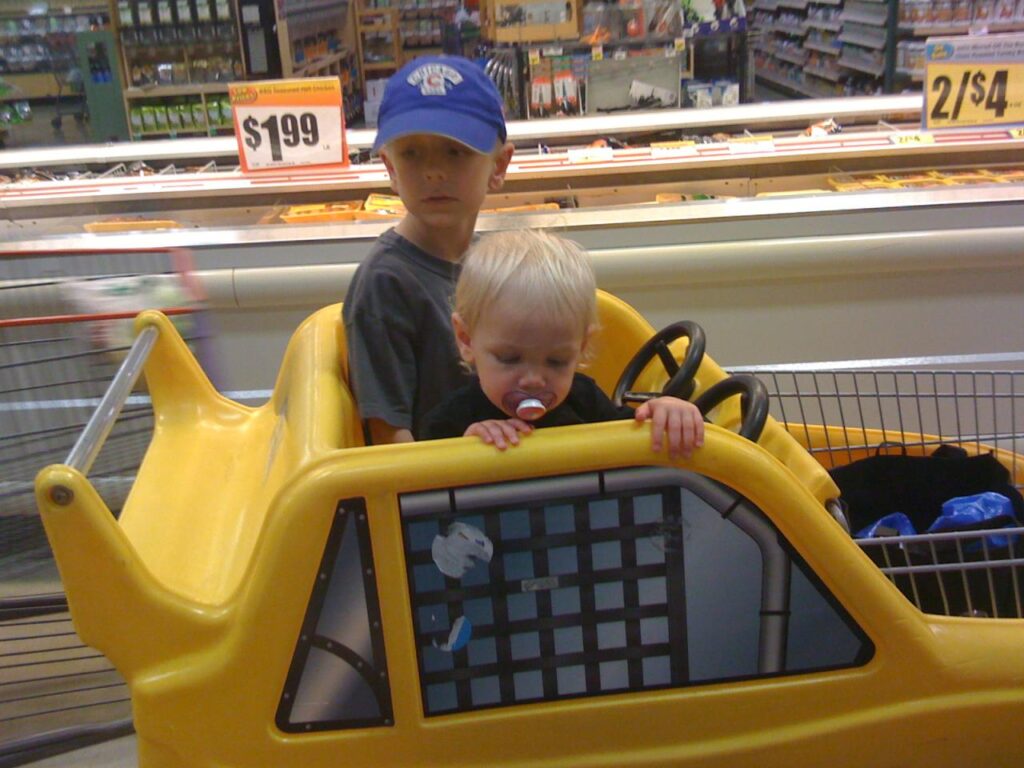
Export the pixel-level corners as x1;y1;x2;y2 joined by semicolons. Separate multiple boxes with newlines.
373;55;507;154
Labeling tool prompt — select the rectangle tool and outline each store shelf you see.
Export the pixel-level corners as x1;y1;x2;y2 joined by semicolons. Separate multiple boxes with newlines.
773;22;808;35
804;39;841;55
805;18;841;31
291;48;351;77
839;10;886;26
805;65;842;82
756;71;832;99
124;83;233;98
277;0;348;20
838;30;886;49
896;66;924;82
838;54;884;76
774;48;808;65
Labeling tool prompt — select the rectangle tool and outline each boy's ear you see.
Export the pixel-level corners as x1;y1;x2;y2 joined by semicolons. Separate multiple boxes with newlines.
379;148;399;194
488;142;514;192
452;312;474;364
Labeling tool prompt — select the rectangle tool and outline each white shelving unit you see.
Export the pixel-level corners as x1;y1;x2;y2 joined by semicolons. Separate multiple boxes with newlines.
753;0;894;98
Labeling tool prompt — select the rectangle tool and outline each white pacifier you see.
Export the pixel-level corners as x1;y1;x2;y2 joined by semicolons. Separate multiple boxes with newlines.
516;398;547;420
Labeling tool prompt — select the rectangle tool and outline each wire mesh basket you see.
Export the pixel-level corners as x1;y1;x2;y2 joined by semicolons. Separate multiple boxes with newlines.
0;248;211;748
733;356;1024;618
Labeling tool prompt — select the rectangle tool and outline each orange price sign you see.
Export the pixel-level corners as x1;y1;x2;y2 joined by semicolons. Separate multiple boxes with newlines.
229;77;348;172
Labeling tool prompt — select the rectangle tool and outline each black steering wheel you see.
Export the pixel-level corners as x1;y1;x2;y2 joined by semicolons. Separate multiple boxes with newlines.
692;374;769;442
613;321;706;407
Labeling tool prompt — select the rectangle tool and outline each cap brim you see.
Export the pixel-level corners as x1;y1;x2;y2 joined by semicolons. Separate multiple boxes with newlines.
372;107;501;154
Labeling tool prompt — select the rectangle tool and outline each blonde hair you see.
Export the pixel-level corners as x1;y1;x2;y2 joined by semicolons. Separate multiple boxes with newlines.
455;229;598;338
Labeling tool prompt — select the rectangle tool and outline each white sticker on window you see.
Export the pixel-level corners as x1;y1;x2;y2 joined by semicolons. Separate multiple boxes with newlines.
431;522;493;578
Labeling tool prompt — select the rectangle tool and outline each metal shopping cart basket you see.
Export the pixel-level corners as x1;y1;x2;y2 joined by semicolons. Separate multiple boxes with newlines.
48;44;86;131
0;248;211;758
733;355;1024;620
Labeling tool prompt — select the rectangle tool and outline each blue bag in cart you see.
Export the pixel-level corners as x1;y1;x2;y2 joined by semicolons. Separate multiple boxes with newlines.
928;491;1021;551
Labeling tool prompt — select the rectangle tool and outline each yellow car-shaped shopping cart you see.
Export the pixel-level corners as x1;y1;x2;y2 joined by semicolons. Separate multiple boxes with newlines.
35;292;1024;767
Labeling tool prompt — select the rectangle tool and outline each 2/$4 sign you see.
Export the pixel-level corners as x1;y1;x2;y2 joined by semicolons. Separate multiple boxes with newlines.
229;77;348;172
924;33;1024;131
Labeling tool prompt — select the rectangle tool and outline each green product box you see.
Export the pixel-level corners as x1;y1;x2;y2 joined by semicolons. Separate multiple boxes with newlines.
167;101;183;130
178;103;194;129
154;104;170;131
219;97;232;126
191;99;207;128
141;105;157;132
206;97;220;127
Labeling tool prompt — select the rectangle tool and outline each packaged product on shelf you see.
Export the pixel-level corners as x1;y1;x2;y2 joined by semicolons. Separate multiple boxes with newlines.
363;193;406;214
207;97;220;128
646;0;682;36
934;0;954;23
179;102;195;129
219;98;232;126
280;201;363;223
192;99;207;128
973;0;995;21
530;60;554;118
141;105;157;132
168;101;183;130
129;106;144;133
582;0;620;42
154;103;170;131
620;0;646;38
553;59;580;116
685;80;713;108
714;79;739;106
995;0;1016;18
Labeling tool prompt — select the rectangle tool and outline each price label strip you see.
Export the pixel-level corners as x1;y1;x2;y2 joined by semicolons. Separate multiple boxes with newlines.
889;132;936;146
728;135;775;155
229;77;347;172
923;35;1024;131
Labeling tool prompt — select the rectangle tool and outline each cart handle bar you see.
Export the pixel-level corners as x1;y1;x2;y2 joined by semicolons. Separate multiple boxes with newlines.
65;325;159;476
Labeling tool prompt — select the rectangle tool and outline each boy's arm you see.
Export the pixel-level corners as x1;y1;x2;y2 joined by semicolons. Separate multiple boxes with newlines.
344;269;419;442
368;419;414;444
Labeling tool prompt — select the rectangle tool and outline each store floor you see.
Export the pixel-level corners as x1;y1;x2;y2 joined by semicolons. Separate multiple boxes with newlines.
25;735;137;767
2;100;91;150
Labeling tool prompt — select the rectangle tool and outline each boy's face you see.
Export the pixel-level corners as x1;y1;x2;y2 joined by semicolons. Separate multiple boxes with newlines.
453;298;590;421
380;134;512;230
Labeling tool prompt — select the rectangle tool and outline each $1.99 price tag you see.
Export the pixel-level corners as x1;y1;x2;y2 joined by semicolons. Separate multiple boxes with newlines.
229;77;347;172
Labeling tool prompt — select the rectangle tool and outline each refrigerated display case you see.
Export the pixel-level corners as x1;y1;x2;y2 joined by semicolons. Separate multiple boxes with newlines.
1;93;1023;387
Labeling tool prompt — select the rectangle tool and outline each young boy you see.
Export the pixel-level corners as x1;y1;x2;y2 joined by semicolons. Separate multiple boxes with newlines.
422;229;705;459
343;55;515;444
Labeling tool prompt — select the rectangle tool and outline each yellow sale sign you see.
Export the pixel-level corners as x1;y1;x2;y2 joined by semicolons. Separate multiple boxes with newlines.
923;34;1024;131
925;62;1024;129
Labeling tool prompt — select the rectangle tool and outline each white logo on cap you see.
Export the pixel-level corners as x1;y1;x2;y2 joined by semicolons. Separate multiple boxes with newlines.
407;63;464;96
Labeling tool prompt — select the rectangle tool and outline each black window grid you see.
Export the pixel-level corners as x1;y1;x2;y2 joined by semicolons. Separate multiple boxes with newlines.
402;483;692;716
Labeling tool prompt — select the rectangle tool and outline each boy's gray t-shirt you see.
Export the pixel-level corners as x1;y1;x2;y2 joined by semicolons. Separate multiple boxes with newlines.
343;228;469;439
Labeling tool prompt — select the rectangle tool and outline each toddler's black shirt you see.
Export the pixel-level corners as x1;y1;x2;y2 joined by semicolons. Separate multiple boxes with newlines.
422;372;635;439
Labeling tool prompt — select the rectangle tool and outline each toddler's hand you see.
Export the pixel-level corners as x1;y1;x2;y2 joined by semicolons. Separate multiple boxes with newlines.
465;419;534;450
634;397;704;460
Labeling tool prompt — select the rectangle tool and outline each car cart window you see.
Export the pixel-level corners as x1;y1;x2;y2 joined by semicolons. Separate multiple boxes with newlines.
400;467;872;717
277;499;393;732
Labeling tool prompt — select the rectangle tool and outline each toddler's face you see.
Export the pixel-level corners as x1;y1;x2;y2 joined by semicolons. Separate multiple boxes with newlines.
454;299;588;421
